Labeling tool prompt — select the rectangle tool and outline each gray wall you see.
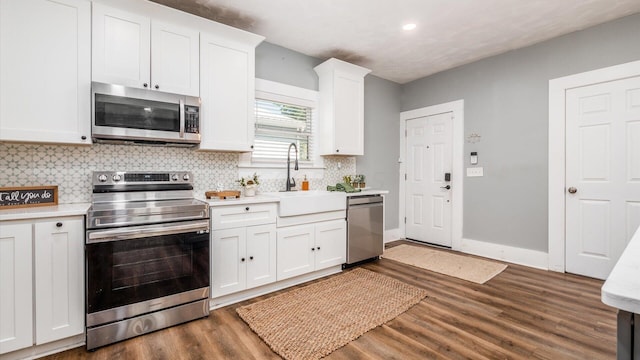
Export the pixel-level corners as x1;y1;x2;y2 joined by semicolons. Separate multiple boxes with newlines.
256;42;322;90
256;42;402;230
401;13;640;252
359;76;402;229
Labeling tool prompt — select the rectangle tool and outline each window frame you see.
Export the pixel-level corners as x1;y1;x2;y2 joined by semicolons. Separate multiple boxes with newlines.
239;79;323;171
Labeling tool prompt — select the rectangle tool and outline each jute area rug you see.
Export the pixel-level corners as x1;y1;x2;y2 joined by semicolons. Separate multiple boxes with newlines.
383;244;507;284
236;268;427;360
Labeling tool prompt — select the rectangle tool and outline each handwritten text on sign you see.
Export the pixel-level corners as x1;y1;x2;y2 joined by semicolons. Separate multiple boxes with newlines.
0;186;58;208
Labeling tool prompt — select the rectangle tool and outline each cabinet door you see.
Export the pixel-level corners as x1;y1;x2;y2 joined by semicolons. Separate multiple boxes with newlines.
199;34;255;151
315;219;347;270
0;223;33;355
151;21;199;96
246;224;277;289
211;228;247;297
0;0;91;145
333;71;364;155
276;225;315;281
92;3;150;89
34;218;84;344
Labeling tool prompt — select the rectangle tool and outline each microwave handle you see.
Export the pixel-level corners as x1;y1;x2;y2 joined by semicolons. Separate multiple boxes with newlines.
179;99;185;138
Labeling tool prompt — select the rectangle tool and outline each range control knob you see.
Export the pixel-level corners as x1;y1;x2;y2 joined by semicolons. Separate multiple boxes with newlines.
97;174;108;182
183;174;190;181
112;174;122;182
172;174;179;181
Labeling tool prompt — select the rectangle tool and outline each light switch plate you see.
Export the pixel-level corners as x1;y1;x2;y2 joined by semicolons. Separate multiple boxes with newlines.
466;167;484;177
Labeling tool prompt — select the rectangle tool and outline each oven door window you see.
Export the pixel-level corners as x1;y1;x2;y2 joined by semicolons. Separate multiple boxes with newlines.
86;231;209;314
94;94;180;132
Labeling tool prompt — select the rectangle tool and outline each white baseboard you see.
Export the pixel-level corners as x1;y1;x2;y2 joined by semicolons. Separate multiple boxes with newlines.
384;228;401;244
457;238;549;270
0;334;84;360
210;266;342;309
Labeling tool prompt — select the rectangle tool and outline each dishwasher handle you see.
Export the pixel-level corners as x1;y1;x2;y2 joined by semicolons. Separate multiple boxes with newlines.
348;195;383;206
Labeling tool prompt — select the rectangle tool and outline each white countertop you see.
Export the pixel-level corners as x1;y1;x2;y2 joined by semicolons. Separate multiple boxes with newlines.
200;194;280;207
348;189;389;196
201;189;389;207
0;203;91;221
602;226;640;314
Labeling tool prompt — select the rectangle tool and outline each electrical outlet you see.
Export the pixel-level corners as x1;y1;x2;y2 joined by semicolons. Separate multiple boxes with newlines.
466;167;484;177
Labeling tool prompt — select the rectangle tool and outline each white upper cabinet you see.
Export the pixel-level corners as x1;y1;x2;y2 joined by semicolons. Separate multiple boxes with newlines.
92;3;199;96
314;58;371;156
199;34;263;151
151;21;200;96
0;0;91;145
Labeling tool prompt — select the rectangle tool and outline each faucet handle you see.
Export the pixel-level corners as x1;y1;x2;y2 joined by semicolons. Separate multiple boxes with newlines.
290;177;296;187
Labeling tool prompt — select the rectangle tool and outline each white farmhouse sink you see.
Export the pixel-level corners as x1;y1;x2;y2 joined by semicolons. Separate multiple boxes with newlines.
265;191;346;217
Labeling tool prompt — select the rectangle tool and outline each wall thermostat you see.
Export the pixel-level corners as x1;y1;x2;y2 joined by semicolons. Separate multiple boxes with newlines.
470;152;478;165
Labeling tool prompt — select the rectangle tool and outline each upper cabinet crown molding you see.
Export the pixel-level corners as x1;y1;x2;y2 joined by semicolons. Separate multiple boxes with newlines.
314;58;371;156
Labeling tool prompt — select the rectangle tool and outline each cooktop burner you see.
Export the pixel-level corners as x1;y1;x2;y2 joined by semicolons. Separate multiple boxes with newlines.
87;171;208;229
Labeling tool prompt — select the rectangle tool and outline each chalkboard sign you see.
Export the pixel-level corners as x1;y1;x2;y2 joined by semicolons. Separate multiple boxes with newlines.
0;186;58;209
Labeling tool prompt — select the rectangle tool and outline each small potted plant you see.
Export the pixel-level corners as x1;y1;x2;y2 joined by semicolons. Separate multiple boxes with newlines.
357;174;366;188
237;173;260;197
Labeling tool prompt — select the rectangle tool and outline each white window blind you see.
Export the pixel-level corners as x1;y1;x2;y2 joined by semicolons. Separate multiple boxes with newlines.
253;98;313;162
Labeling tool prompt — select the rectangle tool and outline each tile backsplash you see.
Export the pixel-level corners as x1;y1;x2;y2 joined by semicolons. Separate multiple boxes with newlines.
0;143;355;203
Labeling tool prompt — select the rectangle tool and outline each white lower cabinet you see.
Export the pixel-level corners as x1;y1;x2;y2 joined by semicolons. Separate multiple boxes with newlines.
211;204;277;298
0;217;84;355
0;223;33;354
277;219;346;281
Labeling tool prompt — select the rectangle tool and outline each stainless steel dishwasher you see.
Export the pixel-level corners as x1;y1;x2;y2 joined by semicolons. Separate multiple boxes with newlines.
346;194;384;264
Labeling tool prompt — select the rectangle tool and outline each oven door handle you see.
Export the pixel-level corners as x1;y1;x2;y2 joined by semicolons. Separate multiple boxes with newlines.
86;220;210;244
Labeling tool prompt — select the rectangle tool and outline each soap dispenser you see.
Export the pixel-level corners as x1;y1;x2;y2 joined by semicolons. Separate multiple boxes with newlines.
301;175;309;191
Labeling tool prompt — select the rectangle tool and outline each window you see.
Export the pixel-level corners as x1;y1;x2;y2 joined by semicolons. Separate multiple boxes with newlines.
253;98;312;162
241;79;320;167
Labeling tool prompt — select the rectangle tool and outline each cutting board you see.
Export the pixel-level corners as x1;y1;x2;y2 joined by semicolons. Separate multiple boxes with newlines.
205;190;241;199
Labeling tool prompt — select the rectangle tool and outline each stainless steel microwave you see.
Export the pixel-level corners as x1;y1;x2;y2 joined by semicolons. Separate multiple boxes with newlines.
91;82;201;147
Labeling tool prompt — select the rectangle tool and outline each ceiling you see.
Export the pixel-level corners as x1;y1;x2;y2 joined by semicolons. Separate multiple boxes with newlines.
150;0;640;84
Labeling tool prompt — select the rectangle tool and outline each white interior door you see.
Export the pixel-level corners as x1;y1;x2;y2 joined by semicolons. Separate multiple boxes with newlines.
566;75;640;279
405;113;453;247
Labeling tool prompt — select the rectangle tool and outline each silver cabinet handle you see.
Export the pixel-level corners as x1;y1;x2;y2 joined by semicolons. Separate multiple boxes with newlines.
440;185;451;190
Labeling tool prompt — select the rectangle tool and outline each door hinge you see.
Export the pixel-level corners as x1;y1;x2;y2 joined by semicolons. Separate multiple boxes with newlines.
405;129;407;137
404;217;406;224
404;173;407;181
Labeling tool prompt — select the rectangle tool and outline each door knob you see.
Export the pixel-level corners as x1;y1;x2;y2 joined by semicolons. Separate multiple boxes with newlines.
568;187;578;194
440;185;451;190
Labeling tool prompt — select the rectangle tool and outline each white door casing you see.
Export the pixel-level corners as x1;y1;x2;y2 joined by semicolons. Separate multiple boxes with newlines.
405;114;453;246
549;60;640;273
565;76;640;279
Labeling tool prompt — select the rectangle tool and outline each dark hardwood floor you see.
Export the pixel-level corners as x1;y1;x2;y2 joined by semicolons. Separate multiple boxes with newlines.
45;240;616;359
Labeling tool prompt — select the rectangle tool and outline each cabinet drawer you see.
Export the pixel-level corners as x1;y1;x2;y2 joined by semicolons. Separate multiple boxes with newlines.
211;203;276;230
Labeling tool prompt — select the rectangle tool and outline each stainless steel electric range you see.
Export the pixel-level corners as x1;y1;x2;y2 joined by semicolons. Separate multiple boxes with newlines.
85;171;210;350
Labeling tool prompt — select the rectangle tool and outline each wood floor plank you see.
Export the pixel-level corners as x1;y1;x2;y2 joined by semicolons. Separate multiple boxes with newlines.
42;240;616;360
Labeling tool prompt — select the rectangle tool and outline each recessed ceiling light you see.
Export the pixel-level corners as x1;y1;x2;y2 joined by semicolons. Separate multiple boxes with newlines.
402;23;417;31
